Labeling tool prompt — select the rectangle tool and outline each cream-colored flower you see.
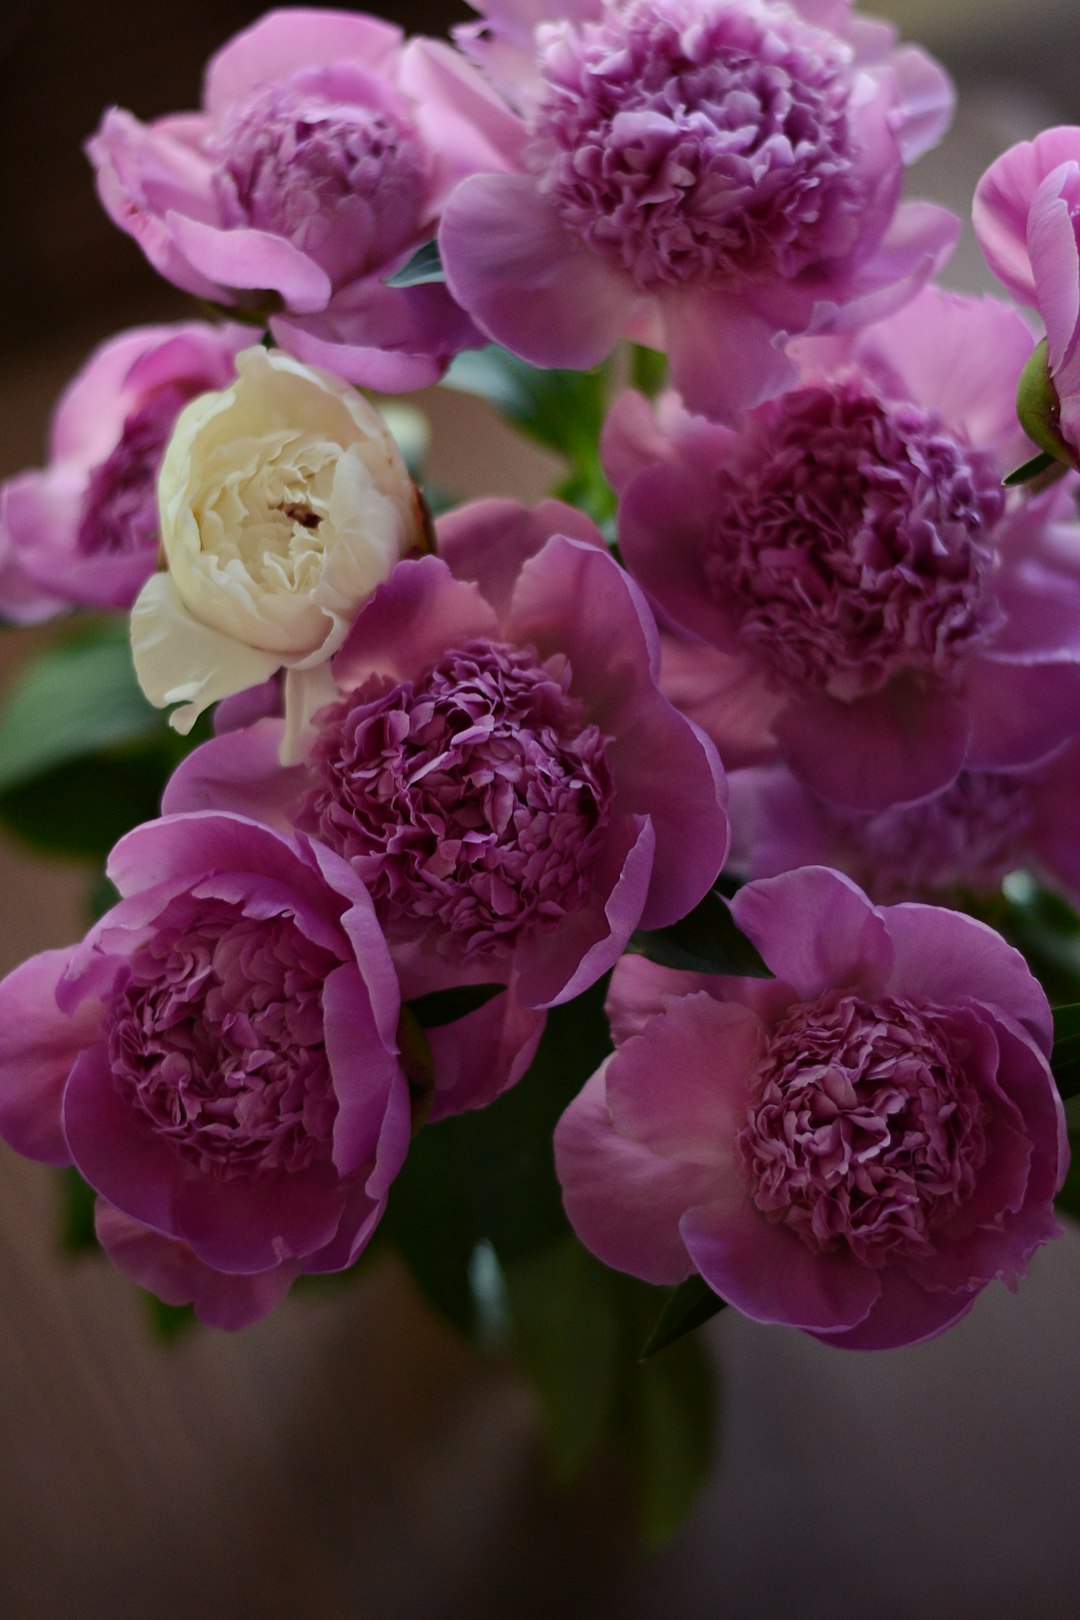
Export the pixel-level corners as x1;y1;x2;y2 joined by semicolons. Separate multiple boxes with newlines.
131;345;422;759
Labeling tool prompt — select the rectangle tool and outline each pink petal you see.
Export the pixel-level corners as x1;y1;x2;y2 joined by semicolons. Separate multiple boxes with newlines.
437;498;604;622
439;172;635;368
731;867;893;999
965;657;1080;772
812;1269;970;1350
333;554;497;692
0;948;95;1165
887;45;955;163
974;128;1080;306
165;214;332;311
203;11;404;117
161;719;302;829
426;988;546;1120
660;287;798;426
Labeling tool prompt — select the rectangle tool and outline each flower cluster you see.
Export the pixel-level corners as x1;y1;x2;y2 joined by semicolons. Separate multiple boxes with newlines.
0;0;1074;1388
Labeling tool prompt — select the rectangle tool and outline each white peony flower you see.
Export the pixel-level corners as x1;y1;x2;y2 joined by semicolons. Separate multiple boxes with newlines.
131;345;423;760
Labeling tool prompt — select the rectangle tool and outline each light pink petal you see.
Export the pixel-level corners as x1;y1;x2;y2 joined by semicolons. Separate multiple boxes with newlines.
203;10;403;117
439;172;635;368
606;993;766;1165
617;460;737;649
0;949;96;1165
680;1193;880;1333
322;964;407;1180
554;1070;714;1286
887;46;955;163
599;390;677;494
815;202;959;335
731;867;893;999
1027;169;1080;372
398;37;529;195
95;1203;296;1330
165;214;332;312
973;128;1080;306
660;288;798;426
775;678;971;812
161;719;302;828
426;988;546;1119
606;954;716;1046
271;282;480;393
436;497;604;621
659;636;784;770
965;657;1080;772
884;905;1052;1053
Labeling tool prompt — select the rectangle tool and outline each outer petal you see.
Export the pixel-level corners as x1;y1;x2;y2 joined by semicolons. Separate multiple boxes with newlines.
203;10;404;117
398;36;529;193
322;963;406;1180
554;1070;714;1285
131;571;282;734
680;1192;880;1333
774;677;971;812
659;287;799;426
161;719;303;829
973;128;1080;306
271;282;481;393
617;460;737;649
95;1202;297;1330
164;214;332;311
810;1268;970;1350
964;657;1080;773
426;988;546;1119
332;554;498;692
436;497;604;622
731;867;894;1000
0;949;96;1165
883;904;1053;1054
439;172;636;368
887;46;955;164
605;993;766;1166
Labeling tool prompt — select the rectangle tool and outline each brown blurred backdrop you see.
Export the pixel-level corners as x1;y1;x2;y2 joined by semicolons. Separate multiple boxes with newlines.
2;3;1080;1617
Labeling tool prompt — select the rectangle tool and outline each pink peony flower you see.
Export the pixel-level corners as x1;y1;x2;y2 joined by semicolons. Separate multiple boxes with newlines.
0;322;246;622
611;287;1080;811
974;127;1080;462
0;812;412;1327
435;0;957;422
555;866;1067;1349
161;501;730;1019
86;9;502;390
728;744;1080;908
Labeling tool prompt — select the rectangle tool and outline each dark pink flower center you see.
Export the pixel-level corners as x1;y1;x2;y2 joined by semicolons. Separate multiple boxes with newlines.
829;771;1035;902
737;990;987;1265
106;897;338;1178
702;379;1005;698
76;385;186;559
212;83;430;282
530;0;864;291
300;639;614;960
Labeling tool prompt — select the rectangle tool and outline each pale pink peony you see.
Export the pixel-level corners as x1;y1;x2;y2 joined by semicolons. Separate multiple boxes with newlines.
611;288;1080;810
86;9;503;389
0;813;412;1327
555;866;1067;1349
161;501;730;1022
0;322;246;622
435;0;956;422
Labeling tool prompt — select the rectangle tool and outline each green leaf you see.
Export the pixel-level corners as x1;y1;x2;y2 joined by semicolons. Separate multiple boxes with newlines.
998;878;1080;1007
629;887;771;978
57;1167;98;1256
0;623;158;794
625;1329;717;1546
1052;1004;1080;1100
0;750;168;860
385;240;444;288
143;1294;198;1345
630;343;667;399
1003;450;1060;487
1016;338;1074;467
640;1273;726;1359
407;983;505;1030
502;1235;621;1480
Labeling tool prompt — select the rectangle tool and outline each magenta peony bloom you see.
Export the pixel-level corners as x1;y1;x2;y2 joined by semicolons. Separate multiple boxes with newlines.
555;866;1067;1349
0;813;412;1327
728;743;1080;907
86;9;502;389
161;501;730;1017
974;127;1080;460
0;322;246;622
435;0;956;422
611;287;1080;811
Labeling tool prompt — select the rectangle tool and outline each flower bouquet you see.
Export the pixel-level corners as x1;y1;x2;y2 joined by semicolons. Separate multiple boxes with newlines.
1;0;1079;1540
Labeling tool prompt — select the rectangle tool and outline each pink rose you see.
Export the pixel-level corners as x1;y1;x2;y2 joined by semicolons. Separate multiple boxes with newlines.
0;322;246;622
87;9;499;389
555;866;1067;1349
0;813;411;1327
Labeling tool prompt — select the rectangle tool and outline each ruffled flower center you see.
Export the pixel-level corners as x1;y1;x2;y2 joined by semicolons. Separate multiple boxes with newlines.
530;0;864;291
702;378;1005;698
737;990;987;1265
301;639;614;958
212;83;430;282
76;385;187;558
106;897;338;1177
829;771;1035;902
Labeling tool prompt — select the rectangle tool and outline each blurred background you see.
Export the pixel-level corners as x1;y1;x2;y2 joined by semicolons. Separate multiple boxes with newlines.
1;1;1079;1615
